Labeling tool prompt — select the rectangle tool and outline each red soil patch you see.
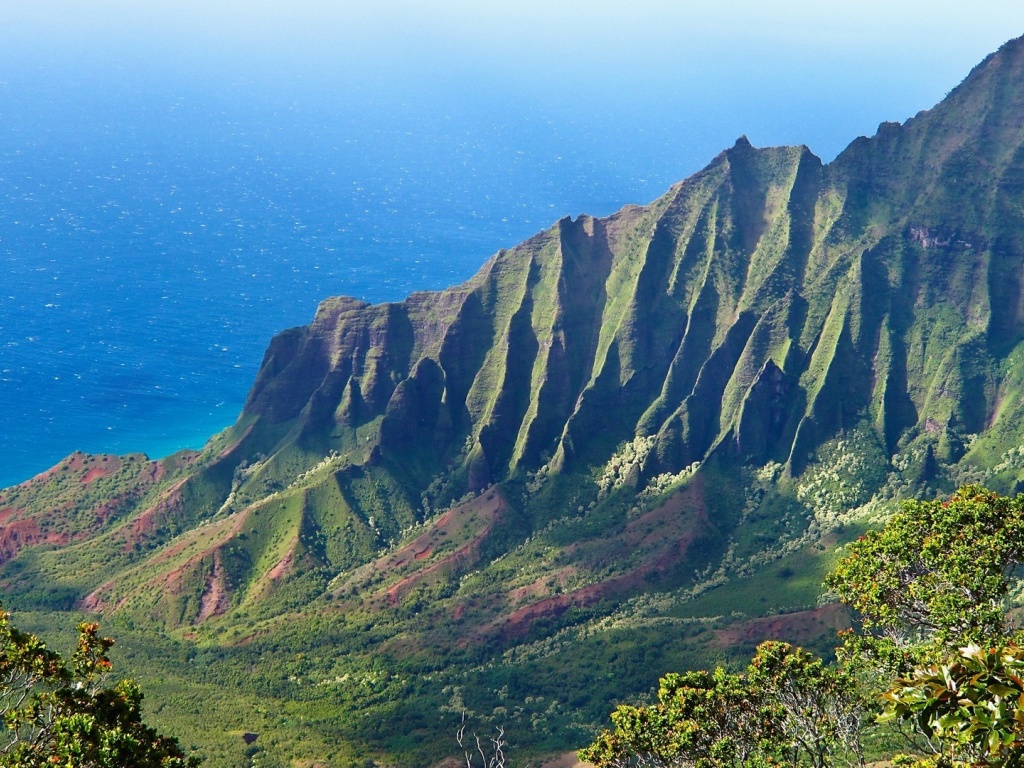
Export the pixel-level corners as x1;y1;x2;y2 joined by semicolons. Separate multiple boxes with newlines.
484;480;711;643
249;517;311;602
14;452;150;491
385;536;484;606
66;453;88;471
0;518;70;564
83;564;188;614
154;552;216;601
494;534;701;642
82;511;249;615
382;490;507;605
197;550;231;622
336;488;508;607
2;452;167;567
80;582;116;612
508;567;580;604
500;585;604;638
266;545;296;582
215;425;254;460
713;603;852;648
80;571;154;613
82;466;113;484
621;484;706;548
90;494;133;526
122;480;187;550
143;509;250;570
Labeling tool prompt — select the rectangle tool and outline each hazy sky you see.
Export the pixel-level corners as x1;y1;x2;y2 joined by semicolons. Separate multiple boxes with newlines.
4;2;1022;61
4;1;1024;163
5;1;1023;57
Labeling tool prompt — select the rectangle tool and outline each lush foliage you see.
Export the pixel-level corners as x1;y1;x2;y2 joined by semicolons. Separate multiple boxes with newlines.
880;642;1024;766
580;641;867;768
578;663;786;768
747;641;867;767
0;609;198;768
585;486;1024;768
825;486;1024;645
6;36;1024;766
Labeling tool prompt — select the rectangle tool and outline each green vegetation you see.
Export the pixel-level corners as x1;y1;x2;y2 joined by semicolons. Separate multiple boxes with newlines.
826;486;1024;645
581;641;866;767
584;486;1024;767
0;609;197;767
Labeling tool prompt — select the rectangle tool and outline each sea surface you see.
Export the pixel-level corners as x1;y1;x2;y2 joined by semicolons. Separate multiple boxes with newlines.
0;74;683;486
0;52;969;487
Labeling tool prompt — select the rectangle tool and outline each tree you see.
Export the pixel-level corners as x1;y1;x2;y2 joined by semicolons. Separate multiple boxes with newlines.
582;486;1024;768
456;712;514;768
747;641;867;768
579;642;870;768
825;485;1024;647
0;607;199;768
578;663;785;768
827;485;1024;766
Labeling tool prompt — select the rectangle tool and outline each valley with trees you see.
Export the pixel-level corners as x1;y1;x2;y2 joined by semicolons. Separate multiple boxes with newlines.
582;486;1024;767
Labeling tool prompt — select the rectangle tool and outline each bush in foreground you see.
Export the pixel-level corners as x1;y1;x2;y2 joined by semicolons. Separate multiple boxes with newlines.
0;609;199;768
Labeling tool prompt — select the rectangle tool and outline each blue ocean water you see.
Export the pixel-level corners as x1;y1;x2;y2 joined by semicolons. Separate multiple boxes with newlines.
0;70;697;486
0;43;978;487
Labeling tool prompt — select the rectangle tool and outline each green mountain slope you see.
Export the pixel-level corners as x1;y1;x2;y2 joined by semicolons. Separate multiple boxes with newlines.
5;35;1024;768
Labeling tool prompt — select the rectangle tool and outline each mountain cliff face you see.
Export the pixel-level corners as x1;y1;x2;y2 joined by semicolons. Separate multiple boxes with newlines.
4;35;1024;767
235;36;1024;495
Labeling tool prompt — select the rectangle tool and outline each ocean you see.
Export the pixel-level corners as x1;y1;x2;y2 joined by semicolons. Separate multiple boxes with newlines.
0;70;699;486
0;48;968;487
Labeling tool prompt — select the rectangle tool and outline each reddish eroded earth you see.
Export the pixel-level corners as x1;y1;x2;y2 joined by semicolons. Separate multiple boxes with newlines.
213;424;254;461
0;518;71;563
379;489;507;605
248;537;301;602
196;551;231;621
507;566;582;604
0;497;138;565
79;583;115;612
0;452;175;565
82;465;115;484
266;546;296;581
474;479;714;643
496;522;704;642
84;544;222;618
713;602;852;648
120;480;188;551
83;506;253;618
335;487;508;606
8;453;188;564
